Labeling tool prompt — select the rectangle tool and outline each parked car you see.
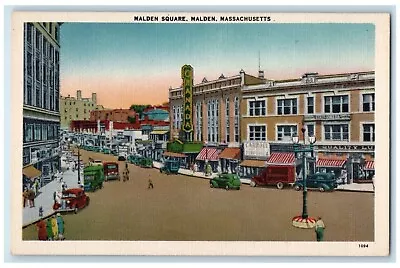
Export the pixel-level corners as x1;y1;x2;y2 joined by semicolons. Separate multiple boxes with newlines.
294;172;338;192
160;159;180;174
250;165;296;189
118;156;126;161
210;173;241;190
52;188;90;214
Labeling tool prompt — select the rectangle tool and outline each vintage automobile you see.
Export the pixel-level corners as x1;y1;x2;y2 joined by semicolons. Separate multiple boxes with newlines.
210;173;241;190
129;154;143;165
83;165;105;192
139;157;153;168
159;159;180;174
294;172;338;192
89;159;103;167
250;165;296;189
103;161;120;181
53;188;90;214
102;148;111;154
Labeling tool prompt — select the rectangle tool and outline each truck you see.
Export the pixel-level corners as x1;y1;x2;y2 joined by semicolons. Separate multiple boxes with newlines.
103;161;120;181
250;165;296;189
83;165;105;192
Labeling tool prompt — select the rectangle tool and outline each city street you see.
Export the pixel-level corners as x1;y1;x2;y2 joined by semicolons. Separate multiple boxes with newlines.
22;149;374;242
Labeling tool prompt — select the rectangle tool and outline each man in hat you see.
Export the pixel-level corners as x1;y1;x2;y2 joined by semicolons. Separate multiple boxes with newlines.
36;218;47;241
148;179;154;189
315;216;326;242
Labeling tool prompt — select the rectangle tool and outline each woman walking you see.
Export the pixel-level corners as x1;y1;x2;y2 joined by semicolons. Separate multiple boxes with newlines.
315;216;326;242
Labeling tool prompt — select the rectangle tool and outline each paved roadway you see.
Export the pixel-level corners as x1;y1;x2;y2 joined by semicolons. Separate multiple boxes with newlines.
23;149;374;241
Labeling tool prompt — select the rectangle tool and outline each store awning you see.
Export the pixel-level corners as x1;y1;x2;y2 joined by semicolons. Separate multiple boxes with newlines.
196;148;221;161
150;130;169;135
267;152;295;165
163;151;187;158
22;165;42;179
364;161;375;171
218;148;241;160
316;159;346;168
240;159;266;168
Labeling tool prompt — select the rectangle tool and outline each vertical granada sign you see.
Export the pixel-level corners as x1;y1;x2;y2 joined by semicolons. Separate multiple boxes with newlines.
181;65;194;133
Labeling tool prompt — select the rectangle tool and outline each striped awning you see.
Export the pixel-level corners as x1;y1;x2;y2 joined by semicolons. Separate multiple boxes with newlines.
196;148;221;161
267;152;295;165
150;130;169;135
163;151;187;158
316;159;346;168
364;161;375;170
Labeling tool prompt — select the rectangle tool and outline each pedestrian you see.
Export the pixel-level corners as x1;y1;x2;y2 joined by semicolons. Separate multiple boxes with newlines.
51;215;59;240
27;189;35;208
148;179;154;189
56;213;65;240
193;162;198;173
315;216;326;242
22;188;29;208
36;218;47;241
46;217;54;240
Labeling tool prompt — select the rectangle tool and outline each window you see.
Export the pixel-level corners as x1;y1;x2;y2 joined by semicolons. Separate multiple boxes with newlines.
363;124;375;142
84;109;87;113
42;124;48;140
26;124;34;142
363;94;375;112
35;58;40;81
26;51;33;76
249;100;266;116
324;124;349;141
76;108;78;112
35;30;41;50
249;125;266;141
234;97;239;142
305;124;315;137
225;98;230;142
195;102;202;141
26;23;33;44
324;95;349;113
277;125;297;141
34;124;42;141
307;96;314;114
27;84;32;105
55;25;59;42
42;38;47;56
36;86;41;108
65;117;67;120
277;99;297;115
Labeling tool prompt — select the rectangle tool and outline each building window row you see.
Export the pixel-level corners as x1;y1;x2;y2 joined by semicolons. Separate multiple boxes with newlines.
277;98;297;115
195;102;203;141
225;98;230;142
248;99;266;116
24;121;59;143
207;99;219;142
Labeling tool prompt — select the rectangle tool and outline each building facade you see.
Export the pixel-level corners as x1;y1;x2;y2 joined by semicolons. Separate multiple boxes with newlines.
241;71;375;182
90;108;136;122
60;90;104;129
23;22;62;186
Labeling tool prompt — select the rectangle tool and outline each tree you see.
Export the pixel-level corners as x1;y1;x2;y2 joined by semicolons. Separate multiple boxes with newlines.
127;116;136;124
129;104;151;115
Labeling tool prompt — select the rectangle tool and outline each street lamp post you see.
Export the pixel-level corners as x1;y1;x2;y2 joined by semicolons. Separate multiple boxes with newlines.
204;140;208;175
77;143;81;185
292;126;317;229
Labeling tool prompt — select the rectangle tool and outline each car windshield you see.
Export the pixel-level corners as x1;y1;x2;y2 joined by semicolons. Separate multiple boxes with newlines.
85;175;95;180
107;164;117;169
62;193;77;198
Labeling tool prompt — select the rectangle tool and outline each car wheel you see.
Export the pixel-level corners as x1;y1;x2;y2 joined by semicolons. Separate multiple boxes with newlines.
210;183;213;188
250;181;256;187
277;182;284;190
74;206;78;214
225;185;230;191
294;185;301;191
86;197;90;206
319;186;325;192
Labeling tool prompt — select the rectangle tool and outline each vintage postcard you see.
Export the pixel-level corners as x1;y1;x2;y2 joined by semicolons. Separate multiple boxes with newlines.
10;11;390;256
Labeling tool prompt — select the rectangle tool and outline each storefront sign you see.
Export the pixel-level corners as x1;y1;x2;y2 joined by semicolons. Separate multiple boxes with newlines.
316;144;375;152
243;141;269;160
304;114;351;122
181;65;194;133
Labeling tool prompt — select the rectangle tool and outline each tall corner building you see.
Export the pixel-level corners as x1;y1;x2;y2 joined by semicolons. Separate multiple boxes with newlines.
23;22;62;185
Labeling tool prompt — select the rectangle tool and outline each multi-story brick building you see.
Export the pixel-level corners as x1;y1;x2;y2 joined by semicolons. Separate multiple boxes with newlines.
168;70;265;171
241;71;375;183
60;90;104;129
90;108;136;122
23;22;62;186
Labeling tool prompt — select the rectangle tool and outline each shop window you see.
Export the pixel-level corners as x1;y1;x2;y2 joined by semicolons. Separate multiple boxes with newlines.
363;124;375;142
324;95;349;113
277;125;297;141
277;98;297;115
324;124;349;141
249;125;266;141
248;100;266;116
363;93;375;112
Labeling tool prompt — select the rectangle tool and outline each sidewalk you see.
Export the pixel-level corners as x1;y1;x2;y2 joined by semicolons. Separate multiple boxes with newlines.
22;158;82;227
153;161;373;192
336;183;374;193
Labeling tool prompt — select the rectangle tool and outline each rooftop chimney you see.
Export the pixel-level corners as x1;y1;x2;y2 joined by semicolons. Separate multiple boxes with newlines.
258;70;265;79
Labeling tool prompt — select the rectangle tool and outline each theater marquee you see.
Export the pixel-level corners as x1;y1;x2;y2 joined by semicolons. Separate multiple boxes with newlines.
181;65;194;133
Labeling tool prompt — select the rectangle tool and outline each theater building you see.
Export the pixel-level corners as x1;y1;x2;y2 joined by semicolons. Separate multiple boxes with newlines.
168;69;265;172
241;71;375;183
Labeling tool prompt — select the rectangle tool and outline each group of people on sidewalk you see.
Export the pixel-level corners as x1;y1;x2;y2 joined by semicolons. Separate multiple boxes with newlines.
36;213;65;241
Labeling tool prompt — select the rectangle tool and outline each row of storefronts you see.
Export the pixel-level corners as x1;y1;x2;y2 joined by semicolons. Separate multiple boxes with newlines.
160;139;375;183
